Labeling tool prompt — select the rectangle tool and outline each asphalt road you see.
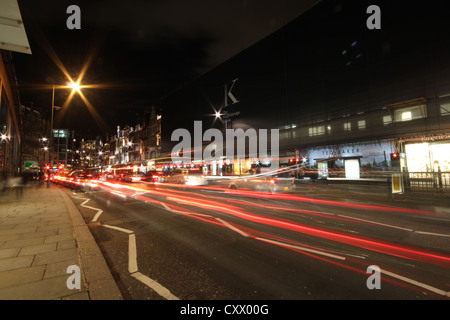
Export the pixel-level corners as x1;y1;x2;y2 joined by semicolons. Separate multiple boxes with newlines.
61;180;450;301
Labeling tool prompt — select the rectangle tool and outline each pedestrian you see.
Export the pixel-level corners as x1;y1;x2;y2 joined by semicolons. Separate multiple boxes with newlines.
0;171;6;192
15;171;24;199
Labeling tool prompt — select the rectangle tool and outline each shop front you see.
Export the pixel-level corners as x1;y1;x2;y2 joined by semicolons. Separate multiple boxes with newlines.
404;141;450;173
402;138;450;192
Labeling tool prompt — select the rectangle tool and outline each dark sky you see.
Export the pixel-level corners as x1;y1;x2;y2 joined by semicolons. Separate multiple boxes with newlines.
12;0;320;138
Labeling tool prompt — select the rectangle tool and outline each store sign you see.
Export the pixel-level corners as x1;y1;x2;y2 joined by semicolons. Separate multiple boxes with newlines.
224;78;240;107
24;161;38;169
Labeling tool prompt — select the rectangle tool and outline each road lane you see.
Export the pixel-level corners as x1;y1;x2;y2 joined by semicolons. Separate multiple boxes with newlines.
63;181;450;299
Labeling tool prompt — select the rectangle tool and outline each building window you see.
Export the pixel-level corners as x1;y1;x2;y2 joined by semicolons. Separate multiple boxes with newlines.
393;104;427;122
344;122;351;131
358;120;366;129
440;103;450;116
53;129;68;138
401;111;412;121
308;126;325;136
383;115;392;125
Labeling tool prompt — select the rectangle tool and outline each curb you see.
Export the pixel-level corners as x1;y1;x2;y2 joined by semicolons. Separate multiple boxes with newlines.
59;189;123;300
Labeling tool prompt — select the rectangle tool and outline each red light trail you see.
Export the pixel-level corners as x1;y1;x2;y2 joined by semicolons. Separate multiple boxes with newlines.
94;180;450;269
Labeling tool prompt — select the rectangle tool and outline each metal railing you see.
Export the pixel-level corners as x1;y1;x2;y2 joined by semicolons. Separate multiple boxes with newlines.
404;171;450;193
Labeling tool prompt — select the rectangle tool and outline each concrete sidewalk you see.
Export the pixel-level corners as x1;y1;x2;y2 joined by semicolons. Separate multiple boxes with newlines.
0;183;122;300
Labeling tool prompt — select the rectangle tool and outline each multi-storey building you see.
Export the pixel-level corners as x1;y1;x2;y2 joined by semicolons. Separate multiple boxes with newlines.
160;0;450;192
51;128;75;169
108;107;162;170
20;104;49;171
0;51;22;175
0;0;31;175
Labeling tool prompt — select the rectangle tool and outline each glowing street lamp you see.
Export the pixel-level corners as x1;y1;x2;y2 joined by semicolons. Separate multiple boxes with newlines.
49;80;84;166
70;81;80;92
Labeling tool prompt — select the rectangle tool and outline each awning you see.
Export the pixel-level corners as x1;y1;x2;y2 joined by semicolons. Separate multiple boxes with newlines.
385;97;427;110
0;0;31;54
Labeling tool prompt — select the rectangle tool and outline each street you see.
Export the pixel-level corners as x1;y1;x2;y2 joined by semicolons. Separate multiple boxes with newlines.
5;0;450;306
63;180;450;300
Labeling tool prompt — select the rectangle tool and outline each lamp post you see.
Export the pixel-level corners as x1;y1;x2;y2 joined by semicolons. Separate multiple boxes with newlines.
49;81;82;166
50;85;55;167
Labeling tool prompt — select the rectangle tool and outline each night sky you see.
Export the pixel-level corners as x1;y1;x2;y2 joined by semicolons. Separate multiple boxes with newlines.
11;0;320;138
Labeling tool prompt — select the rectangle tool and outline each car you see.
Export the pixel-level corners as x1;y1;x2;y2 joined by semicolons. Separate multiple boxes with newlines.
166;169;208;186
123;172;146;182
53;171;70;185
144;170;167;183
62;170;82;188
228;170;295;193
62;170;98;191
77;171;100;191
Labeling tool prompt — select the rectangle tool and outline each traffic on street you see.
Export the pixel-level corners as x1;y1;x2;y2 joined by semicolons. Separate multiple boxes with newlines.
2;0;450;307
54;169;450;300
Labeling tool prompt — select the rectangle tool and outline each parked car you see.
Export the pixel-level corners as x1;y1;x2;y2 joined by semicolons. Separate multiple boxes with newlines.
166;169;208;186
228;170;295;193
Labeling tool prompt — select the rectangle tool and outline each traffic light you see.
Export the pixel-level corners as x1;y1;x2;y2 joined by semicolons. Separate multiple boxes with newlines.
289;158;294;164
390;153;400;170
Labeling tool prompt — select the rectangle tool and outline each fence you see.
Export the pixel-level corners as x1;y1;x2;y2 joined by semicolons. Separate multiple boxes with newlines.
403;171;450;193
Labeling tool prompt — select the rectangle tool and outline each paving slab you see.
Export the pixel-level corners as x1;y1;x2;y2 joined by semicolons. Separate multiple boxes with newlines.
0;184;122;300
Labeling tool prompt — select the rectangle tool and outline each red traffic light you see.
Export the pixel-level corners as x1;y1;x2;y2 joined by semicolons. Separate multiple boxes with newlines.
390;153;399;160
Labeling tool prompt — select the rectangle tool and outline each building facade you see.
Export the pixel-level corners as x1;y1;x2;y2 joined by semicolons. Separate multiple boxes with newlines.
160;0;450;191
21;103;49;171
0;50;22;175
51;128;75;169
108;107;162;172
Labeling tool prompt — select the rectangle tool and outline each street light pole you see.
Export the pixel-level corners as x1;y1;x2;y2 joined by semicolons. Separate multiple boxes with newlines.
50;84;55;166
47;80;85;175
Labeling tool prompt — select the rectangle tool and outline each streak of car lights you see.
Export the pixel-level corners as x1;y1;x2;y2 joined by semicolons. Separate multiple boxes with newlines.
94;181;450;267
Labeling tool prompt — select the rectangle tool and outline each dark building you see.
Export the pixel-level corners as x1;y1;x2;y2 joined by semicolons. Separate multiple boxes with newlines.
160;0;450;187
0;0;31;176
107;106;162;171
52;128;75;169
0;50;22;175
20;103;49;171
